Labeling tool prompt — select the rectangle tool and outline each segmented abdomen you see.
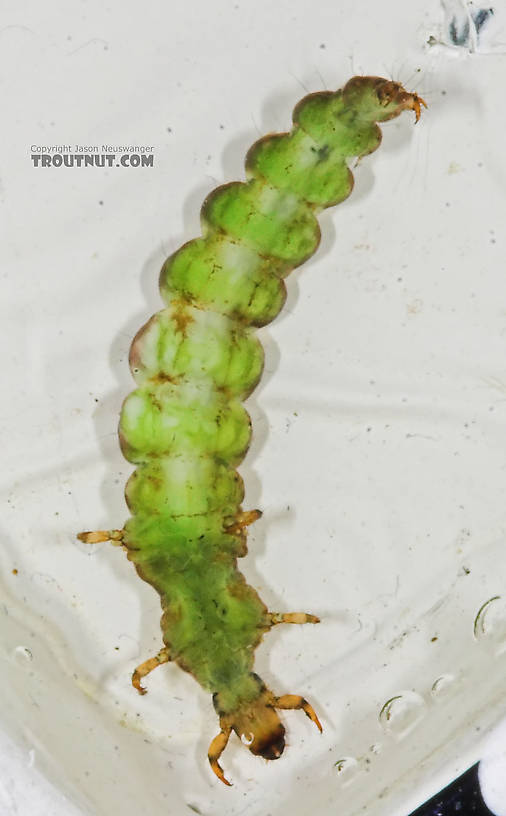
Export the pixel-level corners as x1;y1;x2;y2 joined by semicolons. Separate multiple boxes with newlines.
118;84;384;698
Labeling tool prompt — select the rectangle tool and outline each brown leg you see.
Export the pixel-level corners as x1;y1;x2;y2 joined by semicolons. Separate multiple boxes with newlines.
270;612;320;625
224;509;262;536
132;647;170;695
273;694;323;733
208;723;232;786
77;529;124;545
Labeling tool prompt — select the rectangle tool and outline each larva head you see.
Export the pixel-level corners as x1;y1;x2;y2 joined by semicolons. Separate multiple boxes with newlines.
213;675;285;761
343;76;427;123
232;693;286;760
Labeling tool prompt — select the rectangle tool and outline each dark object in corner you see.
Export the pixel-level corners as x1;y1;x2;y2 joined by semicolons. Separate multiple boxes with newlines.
409;764;494;816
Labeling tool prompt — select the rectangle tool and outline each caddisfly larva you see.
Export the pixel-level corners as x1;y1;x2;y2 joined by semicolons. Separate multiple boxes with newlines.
79;75;425;786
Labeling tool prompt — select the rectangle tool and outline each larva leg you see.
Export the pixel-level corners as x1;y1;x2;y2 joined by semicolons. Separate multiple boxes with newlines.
224;509;262;536
269;612;320;625
208;722;233;787
273;694;323;733
132;647;171;695
77;529;124;545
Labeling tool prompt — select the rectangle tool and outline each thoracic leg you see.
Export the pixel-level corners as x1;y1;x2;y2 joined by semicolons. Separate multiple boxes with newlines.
132;647;170;695
270;612;320;625
77;529;124;545
208;722;232;786
273;694;323;732
224;509;262;535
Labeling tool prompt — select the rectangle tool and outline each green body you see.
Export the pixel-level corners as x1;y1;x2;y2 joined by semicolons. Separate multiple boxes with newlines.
120;78;416;715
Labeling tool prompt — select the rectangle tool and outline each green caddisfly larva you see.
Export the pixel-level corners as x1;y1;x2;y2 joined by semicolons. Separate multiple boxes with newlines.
79;75;425;786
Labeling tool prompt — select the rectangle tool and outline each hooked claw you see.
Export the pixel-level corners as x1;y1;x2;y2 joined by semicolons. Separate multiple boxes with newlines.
208;726;233;786
407;92;428;123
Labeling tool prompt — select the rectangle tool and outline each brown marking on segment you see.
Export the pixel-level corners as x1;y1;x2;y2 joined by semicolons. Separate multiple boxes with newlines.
118;427;133;463
171;299;195;336
151;372;178;385
128;314;157;374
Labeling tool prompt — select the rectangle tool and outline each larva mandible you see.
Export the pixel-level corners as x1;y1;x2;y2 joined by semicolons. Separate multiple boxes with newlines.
79;76;425;786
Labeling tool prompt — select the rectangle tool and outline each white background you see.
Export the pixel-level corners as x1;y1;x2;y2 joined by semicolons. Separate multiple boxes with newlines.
2;0;506;814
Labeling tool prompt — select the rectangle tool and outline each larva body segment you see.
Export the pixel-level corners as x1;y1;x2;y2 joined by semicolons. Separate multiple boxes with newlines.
79;76;425;785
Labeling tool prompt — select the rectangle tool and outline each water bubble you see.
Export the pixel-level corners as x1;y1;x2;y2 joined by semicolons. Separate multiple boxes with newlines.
13;646;33;664
334;756;359;785
431;674;457;699
240;732;254;746
474;596;506;654
379;691;426;738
